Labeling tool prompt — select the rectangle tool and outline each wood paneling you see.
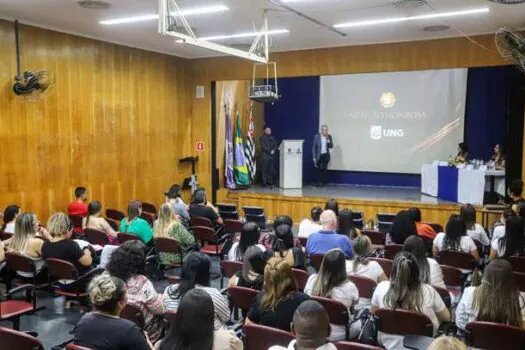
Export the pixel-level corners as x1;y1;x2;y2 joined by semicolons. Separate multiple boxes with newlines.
0;20;192;220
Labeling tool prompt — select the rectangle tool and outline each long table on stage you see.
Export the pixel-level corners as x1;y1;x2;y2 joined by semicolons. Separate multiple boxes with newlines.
421;164;505;205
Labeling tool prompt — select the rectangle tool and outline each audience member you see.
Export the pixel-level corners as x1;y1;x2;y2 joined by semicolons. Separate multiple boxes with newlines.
428;337;467;350
403;235;445;288
228;222;262;261
229;245;270;290
513;199;525;218
106;240;164;343
260;215;300;249
120;200;153;245
269;300;336;350
306;210;352;258
304;249;359;341
153;203;194;266
337;209;361;240
74;273;151;350
2;204;21;233
272;224;306;269
346;235;387;283
490;215;525;259
460;204;490;247
163;252;229;330
492;208;515;243
371;252;450;349
158;289;242;350
408;207;436;240
508;179;524;204
432;215;479;260
189;190;223;228
83;201;118;244
324;198;339;216
246;258;309;332
164;184;190;223
298;207;322;239
390;210;418;245
456;259;525;332
67;186;89;216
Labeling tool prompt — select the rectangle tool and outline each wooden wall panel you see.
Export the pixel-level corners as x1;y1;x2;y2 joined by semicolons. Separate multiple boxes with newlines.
0;20;192;220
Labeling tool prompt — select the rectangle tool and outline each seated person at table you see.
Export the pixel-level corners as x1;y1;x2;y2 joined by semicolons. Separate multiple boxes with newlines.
2;204;21;234
73;273;151;350
67;186;89;217
460;204;490;247
337;209;361;240
119;200;153;245
297;207;322;239
306;210;352;258
408;207;436;240
272;224;306;269
455;259;525;332
371;252;450;349
432;215;479;260
189;190;223;228
403;235;445;288
228;222;262;261
390;210;418;245
83;200;118;244
245;258;310;332
490;215;525;260
508;179;524;205
491;143;506;170
451;142;469;166
269;300;336;350
229;245;270;291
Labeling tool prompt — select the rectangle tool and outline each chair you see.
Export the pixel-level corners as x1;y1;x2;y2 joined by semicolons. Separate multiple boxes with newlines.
141;202;157;216
120;303;145;329
191;216;214;228
5;252;49;288
140;212;155;227
376;213;396;233
335;341;383;350
440;265;465;288
466;321;525;350
0;285;39;330
0;232;13;241
84;228;109;246
432;285;452;310
118;232;139;244
106;209;125;221
243;322;294;350
514;272;525;292
193;226;223;258
352;212;365;230
217;203;239;220
66;344;94;350
228;286;258;314
507;256;525;273
154;237;183;279
0;327;44;350
384;244;403;260
348;275;377;299
164;310;177;326
46;258;103;302
243;206;267;229
425;223;444;234
437;251;476;271
292;268;309;291
224;219;244;235
311;296;350;340
375;308;433;337
298;237;308;247
361;230;386;245
69;215;84;234
105;217;120;231
369;257;393;278
219;260;243;288
309;254;324;271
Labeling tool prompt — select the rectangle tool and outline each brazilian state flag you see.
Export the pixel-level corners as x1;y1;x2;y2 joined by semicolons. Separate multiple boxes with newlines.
234;109;250;186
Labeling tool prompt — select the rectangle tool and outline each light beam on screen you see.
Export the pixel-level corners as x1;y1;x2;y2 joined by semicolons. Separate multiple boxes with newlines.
410;118;461;154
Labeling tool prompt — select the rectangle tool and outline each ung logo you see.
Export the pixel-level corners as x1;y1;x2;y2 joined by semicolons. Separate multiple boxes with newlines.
370;125;382;140
370;125;404;140
380;92;397;108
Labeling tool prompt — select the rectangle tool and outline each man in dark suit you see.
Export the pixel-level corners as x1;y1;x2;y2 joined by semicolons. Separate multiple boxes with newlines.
312;124;333;186
260;125;278;187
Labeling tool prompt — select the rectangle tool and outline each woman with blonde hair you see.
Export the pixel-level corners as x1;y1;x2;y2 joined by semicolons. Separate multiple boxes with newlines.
153;203;195;266
428;337;467;350
347;235;387;283
245;258;309;332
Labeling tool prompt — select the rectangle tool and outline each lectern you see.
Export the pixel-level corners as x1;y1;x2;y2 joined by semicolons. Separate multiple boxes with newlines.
279;140;304;189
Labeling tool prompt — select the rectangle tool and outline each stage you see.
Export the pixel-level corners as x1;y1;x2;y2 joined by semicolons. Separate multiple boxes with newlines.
217;184;470;227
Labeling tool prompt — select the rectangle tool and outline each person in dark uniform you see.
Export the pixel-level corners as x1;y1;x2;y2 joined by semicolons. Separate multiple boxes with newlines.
260;125;278;187
312;124;333;186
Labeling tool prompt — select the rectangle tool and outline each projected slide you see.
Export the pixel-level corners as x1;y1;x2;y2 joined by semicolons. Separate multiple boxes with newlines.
319;69;468;174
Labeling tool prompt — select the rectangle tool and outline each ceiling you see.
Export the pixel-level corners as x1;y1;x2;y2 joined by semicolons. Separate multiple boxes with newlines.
1;0;525;59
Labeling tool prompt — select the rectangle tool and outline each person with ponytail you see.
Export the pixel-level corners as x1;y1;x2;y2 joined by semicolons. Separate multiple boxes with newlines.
456;259;525;332
433;215;479;260
119;200;153;245
490;215;525;260
371;252;450;349
346;235;387;283
83;201;118;244
73;273;151;350
403;235;445;288
271;224;306;269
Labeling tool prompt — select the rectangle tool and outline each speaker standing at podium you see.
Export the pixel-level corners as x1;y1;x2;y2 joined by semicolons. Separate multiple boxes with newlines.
312;124;333;186
260;125;278;187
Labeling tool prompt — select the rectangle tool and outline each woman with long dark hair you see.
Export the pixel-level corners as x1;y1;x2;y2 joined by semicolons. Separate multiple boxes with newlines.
304;249;359;341
490;215;525;259
337;209;360;240
227;222;262;261
390;210;418;244
456;259;525;331
163;252;229;330
460;204;490;247
324;198;339;216
403;235;445;288
371;252;450;349
432;215;479;260
229;246;270;290
2;204;21;233
271;224;306;269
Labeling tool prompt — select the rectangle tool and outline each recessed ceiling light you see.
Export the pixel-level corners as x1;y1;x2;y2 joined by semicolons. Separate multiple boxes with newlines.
100;4;229;25
199;29;290;41
78;0;111;9
334;7;489;28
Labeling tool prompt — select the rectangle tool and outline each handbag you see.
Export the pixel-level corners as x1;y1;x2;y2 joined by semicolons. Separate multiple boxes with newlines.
350;308;379;345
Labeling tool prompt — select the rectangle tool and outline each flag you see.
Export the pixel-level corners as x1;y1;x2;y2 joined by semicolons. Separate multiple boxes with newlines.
244;101;256;182
234;108;250;186
225;103;235;189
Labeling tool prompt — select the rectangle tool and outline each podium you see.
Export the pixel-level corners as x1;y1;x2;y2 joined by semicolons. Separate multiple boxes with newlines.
279;140;304;189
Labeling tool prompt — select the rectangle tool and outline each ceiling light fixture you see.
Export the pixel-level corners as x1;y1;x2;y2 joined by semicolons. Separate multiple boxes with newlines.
199;29;289;41
100;4;229;25
334;7;489;28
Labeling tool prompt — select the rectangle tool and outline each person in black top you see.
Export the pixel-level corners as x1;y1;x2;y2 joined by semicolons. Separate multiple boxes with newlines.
260;125;278;187
229;245;270;291
508;179;524;205
189;190;223;228
390;210;418;245
74;273;151;350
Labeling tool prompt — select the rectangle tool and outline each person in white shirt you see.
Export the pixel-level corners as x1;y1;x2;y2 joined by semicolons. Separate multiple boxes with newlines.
491;209;515;243
2;204;21;234
403;235;445;288
371;252;450;350
298;207;322;239
460;204;490;247
456;259;525;332
432;215;479;260
490;215;525;260
228;222;262;261
269;300;336;350
304;249;359;341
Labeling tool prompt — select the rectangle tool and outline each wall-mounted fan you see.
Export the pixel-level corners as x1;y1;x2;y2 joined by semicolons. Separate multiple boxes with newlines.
495;27;525;73
12;20;54;96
